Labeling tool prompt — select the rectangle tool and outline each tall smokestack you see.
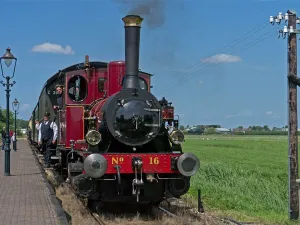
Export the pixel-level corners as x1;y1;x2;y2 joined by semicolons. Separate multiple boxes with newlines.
122;15;143;89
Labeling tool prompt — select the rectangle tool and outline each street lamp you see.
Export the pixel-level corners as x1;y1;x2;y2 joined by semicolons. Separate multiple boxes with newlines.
0;48;17;176
12;98;19;151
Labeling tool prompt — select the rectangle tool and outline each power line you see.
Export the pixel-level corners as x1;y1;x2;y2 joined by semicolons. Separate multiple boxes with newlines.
181;32;272;82
157;23;269;91
174;22;269;75
162;30;273;91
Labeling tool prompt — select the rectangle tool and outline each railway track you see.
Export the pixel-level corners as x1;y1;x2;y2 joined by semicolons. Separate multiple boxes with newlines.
28;140;258;225
67;183;107;225
29;141;178;225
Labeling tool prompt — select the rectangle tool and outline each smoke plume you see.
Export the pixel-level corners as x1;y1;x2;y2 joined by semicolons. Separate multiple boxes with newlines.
116;0;165;28
115;0;186;71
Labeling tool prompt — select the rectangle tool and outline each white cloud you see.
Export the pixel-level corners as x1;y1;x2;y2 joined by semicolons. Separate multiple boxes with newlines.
19;104;31;111
266;111;280;118
31;42;75;55
201;54;242;64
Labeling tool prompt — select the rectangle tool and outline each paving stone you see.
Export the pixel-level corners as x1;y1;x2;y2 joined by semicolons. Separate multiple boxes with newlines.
0;140;67;225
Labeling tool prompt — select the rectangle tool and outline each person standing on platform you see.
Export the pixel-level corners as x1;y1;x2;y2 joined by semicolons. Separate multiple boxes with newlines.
11;132;15;144
37;112;58;168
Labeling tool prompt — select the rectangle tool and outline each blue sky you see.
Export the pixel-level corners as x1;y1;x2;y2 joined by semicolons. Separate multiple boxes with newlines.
0;0;299;128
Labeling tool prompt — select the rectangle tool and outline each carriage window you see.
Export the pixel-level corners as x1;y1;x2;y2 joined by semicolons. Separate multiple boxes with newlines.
98;78;106;92
68;75;88;102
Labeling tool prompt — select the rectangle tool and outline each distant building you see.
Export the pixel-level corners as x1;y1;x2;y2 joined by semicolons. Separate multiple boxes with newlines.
186;127;204;134
215;128;231;134
19;128;27;134
278;128;300;132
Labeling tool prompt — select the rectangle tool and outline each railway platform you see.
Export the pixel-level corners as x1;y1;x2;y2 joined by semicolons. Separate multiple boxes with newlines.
0;140;68;225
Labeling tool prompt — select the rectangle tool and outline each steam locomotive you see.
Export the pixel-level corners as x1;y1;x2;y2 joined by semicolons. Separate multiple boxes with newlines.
27;15;200;207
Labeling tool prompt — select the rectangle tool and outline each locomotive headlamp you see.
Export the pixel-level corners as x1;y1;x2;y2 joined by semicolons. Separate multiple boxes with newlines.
84;153;107;179
177;153;200;177
169;129;185;145
85;130;101;145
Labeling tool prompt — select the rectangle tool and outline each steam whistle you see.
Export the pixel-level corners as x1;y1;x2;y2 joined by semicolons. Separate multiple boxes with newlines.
85;55;90;68
85;55;91;78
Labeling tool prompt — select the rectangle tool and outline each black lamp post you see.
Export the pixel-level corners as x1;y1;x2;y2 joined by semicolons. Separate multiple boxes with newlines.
12;98;19;151
0;48;17;176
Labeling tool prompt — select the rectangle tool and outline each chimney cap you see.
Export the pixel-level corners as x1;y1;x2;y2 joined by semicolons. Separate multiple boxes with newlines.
122;15;143;27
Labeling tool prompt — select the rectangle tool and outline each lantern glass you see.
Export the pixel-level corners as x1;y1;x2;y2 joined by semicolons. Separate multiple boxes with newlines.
1;48;16;68
12;98;19;111
4;59;12;67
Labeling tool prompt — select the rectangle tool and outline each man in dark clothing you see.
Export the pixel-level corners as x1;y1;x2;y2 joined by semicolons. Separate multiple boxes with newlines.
53;85;64;122
37;112;58;168
53;84;63;110
1;128;5;150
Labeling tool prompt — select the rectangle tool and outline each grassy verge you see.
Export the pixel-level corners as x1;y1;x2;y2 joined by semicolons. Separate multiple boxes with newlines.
183;135;299;225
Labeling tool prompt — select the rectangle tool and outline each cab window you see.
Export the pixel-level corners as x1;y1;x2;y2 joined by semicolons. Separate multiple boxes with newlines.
68;75;88;102
98;78;106;92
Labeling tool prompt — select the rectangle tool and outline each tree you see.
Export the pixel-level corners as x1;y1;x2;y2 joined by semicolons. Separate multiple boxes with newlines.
179;125;185;130
263;125;270;131
0;109;13;129
17;119;28;129
252;126;263;131
196;125;205;130
207;125;221;128
204;127;216;134
0;108;28;131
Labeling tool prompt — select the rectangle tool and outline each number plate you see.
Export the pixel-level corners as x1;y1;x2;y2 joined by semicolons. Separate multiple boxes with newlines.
102;153;181;174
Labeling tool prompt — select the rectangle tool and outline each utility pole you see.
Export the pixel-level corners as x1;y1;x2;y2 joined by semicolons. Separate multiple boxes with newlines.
270;10;300;220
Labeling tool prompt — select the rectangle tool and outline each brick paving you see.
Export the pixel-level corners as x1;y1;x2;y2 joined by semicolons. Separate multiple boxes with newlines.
0;140;67;225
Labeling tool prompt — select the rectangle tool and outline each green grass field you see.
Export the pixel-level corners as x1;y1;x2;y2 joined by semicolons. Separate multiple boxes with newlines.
183;135;299;225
